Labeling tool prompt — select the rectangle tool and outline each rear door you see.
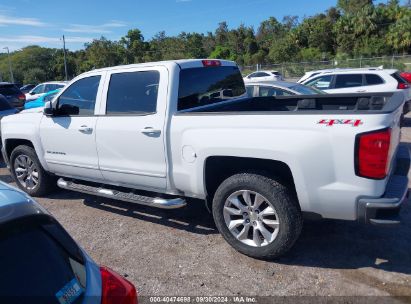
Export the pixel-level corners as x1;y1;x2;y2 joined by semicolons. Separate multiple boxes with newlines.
95;66;168;191
39;73;105;180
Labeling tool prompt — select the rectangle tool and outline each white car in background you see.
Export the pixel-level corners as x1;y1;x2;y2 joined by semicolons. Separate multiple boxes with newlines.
25;81;67;102
246;81;325;97
243;70;284;83
300;69;411;112
297;67;385;84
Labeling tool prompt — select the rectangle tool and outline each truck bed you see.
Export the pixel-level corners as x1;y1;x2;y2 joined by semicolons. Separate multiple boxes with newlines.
185;92;404;114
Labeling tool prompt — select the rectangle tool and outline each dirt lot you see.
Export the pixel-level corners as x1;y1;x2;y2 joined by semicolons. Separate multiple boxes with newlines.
1;119;411;300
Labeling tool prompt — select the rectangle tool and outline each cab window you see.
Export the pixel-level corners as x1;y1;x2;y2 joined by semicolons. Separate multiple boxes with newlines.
57;76;101;116
106;71;160;115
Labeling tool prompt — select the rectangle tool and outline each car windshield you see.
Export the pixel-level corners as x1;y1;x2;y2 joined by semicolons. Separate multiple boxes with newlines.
178;66;246;111
289;84;325;95
0;219;87;303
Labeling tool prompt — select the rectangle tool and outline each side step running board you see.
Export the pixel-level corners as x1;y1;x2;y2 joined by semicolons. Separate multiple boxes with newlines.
57;178;186;209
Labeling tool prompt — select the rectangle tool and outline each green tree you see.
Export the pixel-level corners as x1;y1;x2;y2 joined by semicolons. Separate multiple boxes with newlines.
337;0;373;14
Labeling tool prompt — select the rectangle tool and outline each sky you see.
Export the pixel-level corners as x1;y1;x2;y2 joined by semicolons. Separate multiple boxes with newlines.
0;0;405;52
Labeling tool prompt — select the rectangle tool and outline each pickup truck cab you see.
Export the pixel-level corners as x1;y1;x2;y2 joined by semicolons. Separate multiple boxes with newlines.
1;59;410;259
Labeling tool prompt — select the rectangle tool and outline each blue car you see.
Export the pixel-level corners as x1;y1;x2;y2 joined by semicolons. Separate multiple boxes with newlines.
0;181;137;304
24;89;61;110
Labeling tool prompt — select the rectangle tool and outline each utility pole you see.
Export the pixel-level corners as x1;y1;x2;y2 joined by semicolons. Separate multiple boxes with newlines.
62;35;68;81
3;47;14;83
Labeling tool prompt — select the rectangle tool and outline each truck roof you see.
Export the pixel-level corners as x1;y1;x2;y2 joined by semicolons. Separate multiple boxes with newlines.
87;59;237;74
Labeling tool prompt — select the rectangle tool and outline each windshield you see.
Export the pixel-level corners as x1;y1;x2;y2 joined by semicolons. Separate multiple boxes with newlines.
290;84;325;95
178;66;246;111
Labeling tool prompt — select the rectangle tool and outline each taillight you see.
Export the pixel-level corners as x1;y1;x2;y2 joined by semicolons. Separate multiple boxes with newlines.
202;60;221;67
18;93;26;101
355;129;392;179
398;83;409;89
100;266;138;304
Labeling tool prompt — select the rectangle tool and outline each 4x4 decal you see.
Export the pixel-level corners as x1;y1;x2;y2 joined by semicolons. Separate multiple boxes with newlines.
318;119;363;127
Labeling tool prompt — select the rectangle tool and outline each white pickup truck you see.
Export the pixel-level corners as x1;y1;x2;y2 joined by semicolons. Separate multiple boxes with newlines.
1;59;410;259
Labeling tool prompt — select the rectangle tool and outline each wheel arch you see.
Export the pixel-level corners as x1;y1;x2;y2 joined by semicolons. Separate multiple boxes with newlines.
203;156;298;211
4;138;49;171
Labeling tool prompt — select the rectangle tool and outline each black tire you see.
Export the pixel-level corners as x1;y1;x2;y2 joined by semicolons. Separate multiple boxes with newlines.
212;173;303;259
10;145;56;197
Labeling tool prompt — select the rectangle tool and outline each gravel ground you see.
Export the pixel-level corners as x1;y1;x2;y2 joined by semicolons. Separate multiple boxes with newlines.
1;118;411;301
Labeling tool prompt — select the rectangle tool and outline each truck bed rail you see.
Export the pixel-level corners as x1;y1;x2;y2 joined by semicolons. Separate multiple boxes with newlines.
183;92;404;115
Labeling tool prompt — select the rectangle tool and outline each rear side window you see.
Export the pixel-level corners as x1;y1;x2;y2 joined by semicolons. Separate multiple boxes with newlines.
0;221;86;303
335;74;363;89
365;74;384;85
178;66;246;111
106;71;160;115
259;86;293;96
0;85;20;95
289;84;321;95
246;86;255;97
58;76;101;116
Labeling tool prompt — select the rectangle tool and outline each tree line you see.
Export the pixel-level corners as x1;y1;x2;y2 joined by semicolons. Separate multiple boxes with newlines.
0;0;410;84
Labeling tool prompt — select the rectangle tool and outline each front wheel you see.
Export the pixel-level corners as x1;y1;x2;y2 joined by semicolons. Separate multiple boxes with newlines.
10;145;56;197
212;173;303;259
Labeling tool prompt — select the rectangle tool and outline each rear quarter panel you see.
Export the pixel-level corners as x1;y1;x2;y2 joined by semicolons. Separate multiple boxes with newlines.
169;110;402;220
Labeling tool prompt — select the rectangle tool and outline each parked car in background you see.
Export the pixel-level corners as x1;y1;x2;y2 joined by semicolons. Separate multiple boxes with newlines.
0;82;26;110
300;69;411;113
243;70;284;83
25;81;67;102
24;89;61;110
297;67;385;84
400;72;411;83
0;181;138;304
246;81;325;97
20;84;36;94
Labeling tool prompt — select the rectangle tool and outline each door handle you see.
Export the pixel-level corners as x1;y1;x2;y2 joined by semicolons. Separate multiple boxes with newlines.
78;125;93;133
357;90;366;93
141;127;161;135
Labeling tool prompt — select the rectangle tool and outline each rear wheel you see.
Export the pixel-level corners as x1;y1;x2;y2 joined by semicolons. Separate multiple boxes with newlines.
10;145;56;197
212;173;303;259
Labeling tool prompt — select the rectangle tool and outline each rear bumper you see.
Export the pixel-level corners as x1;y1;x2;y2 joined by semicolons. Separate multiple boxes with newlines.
358;145;410;226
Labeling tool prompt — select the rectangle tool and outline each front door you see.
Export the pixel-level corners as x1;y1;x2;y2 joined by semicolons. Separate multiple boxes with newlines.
39;74;105;181
95;66;168;191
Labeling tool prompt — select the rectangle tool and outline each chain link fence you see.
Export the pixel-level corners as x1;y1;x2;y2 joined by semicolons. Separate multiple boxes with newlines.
239;54;411;81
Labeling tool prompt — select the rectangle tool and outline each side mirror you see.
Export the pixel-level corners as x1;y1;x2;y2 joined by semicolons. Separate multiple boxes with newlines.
43;101;54;116
29;91;35;95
